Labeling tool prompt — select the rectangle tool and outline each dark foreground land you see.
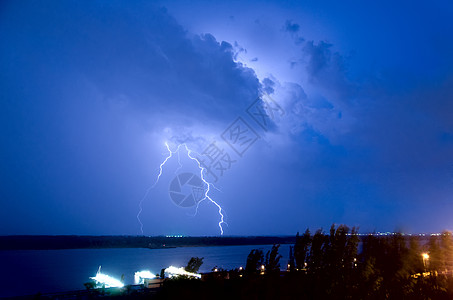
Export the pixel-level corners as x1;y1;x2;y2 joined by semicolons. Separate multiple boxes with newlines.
136;274;453;300
0;235;295;250
7;273;453;300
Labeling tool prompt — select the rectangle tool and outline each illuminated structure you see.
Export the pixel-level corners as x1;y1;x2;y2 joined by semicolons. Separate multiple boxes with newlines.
90;266;124;288
164;266;201;278
134;270;156;284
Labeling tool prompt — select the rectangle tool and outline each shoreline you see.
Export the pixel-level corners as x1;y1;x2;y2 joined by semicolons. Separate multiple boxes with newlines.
0;235;296;251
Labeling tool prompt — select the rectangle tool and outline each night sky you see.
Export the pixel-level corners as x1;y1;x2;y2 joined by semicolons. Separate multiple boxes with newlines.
1;0;452;236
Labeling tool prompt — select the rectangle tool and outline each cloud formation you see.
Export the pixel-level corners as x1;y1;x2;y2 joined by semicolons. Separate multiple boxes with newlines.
0;1;264;235
1;0;452;235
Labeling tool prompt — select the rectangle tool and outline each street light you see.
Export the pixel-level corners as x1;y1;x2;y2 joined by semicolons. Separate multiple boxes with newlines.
422;253;429;270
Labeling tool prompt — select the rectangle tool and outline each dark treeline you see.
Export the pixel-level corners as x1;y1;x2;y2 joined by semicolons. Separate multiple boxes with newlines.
155;225;453;300
279;225;453;299
0;235;295;250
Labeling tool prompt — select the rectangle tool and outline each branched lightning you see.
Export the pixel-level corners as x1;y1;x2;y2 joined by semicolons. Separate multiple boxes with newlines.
137;144;175;234
137;142;226;235
184;143;226;235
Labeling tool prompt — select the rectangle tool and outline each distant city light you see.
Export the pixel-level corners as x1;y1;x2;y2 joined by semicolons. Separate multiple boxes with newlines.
345;231;450;237
422;253;430;260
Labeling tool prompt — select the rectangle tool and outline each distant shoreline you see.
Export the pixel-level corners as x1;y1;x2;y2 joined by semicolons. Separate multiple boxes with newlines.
0;235;296;250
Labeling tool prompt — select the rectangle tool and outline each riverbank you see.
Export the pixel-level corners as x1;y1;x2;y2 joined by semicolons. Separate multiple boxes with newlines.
0;236;295;250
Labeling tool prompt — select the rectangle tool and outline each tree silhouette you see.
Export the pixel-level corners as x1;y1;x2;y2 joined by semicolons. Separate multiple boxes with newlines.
428;235;442;272
440;231;453;272
185;257;204;273
245;249;264;275
407;235;424;275
265;244;282;274
294;229;311;271
308;229;326;273
288;246;295;272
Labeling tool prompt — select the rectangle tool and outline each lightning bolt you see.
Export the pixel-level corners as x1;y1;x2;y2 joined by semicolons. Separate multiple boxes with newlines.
137;142;226;235
137;144;175;234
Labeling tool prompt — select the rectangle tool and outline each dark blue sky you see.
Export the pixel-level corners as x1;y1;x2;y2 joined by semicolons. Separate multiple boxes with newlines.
1;0;452;236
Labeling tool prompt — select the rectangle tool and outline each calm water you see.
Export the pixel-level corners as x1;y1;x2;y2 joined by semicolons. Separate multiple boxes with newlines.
0;245;291;297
